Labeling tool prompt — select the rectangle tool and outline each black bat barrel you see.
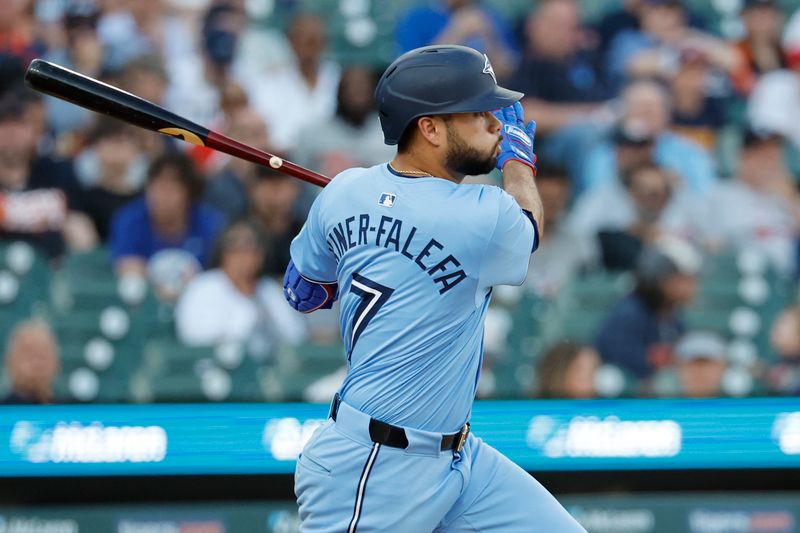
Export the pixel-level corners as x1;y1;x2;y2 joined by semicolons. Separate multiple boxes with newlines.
24;59;210;145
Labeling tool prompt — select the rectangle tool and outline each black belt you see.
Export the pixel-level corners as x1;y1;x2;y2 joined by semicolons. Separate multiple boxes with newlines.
330;393;470;453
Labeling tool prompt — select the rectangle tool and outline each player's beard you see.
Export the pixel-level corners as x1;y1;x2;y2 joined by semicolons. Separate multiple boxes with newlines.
444;124;497;177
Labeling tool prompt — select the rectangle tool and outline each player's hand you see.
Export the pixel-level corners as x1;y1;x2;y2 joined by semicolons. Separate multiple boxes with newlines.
493;101;537;174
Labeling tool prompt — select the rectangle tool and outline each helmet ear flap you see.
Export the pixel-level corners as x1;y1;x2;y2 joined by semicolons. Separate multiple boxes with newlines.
397;116;429;153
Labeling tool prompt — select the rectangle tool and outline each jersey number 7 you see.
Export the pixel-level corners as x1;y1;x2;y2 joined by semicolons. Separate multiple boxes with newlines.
349;273;394;352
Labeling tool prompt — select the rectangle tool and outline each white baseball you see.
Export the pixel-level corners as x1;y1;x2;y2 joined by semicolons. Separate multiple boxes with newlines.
269;156;283;168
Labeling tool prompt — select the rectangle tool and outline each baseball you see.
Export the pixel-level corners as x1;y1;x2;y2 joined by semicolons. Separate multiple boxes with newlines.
269;156;283;168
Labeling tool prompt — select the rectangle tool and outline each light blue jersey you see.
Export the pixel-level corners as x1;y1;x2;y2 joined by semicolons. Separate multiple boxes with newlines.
290;164;536;433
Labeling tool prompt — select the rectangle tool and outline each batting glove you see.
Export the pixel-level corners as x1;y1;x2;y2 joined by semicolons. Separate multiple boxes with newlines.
493;101;537;174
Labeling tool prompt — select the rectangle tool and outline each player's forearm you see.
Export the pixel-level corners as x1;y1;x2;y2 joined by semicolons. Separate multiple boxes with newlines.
502;161;544;234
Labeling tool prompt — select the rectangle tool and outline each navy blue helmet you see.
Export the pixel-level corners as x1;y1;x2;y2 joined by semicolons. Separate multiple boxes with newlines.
374;45;523;145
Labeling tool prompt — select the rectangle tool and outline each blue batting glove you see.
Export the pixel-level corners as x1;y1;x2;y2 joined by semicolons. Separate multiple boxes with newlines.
493;101;537;174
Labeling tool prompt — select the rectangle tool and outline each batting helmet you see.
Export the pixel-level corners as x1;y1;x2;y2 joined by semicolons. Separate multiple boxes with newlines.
374;45;523;145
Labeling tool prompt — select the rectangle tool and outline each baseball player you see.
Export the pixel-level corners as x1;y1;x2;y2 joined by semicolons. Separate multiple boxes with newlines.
283;45;586;532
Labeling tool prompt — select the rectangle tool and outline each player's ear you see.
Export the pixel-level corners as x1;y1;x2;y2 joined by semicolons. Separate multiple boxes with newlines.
417;116;446;148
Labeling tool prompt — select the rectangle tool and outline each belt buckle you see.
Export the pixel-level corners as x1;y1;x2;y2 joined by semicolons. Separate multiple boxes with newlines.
454;422;470;453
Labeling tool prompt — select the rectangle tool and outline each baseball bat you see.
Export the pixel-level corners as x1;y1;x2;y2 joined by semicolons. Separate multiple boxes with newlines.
24;59;331;188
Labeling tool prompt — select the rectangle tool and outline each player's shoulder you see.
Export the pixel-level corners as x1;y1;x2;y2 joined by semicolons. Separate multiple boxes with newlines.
316;165;382;204
325;165;380;189
455;183;519;217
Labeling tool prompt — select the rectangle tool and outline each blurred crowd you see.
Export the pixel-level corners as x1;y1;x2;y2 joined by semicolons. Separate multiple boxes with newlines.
3;0;800;404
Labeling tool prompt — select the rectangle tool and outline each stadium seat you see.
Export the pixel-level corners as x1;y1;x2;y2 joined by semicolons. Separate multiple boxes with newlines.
292;341;347;375
145;374;207;403
49;306;148;344
141;337;217;375
51;247;159;315
505;294;553;362
563;271;634;309
53;368;129;403
134;335;270;402
491;360;535;399
0;242;50;314
684;308;732;335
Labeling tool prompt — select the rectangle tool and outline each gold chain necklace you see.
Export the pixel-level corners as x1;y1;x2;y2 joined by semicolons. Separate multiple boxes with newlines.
388;162;433;177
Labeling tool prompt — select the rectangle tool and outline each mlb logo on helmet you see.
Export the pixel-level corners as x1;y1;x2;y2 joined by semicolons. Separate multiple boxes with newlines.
379;193;396;207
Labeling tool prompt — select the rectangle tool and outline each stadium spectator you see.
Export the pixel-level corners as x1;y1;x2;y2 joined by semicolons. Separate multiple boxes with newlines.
767;305;800;394
175;220;306;358
669;50;728;151
10;76;55;160
730;0;788;97
165;2;248;132
228;1;293;78
395;0;517;80
108;152;224;282
251;13;340;152
595;238;701;380
606;121;658;180
703;129;800;276
596;120;656;189
117;54;174;161
0;54;24;97
522;163;588;298
570;161;701;271
595;0;643;54
748;8;800;153
205;107;273;223
97;0;196;74
605;0;738;91
41;0;104;136
1;320;60;404
74;117;146;241
535;341;601;399
580;79;717;195
248;166;305;278
292;65;394;177
190;81;253;176
120;54;170;108
0;0;44;66
509;0;616;182
511;0;612;136
674;330;729;398
0;90;97;261
594;0;708;55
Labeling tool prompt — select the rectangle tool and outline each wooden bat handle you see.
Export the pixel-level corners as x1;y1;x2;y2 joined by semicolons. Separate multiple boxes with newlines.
205;131;329;188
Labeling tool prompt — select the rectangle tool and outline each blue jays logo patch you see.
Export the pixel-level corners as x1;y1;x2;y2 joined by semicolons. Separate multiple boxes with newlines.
378;193;396;207
483;54;497;84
